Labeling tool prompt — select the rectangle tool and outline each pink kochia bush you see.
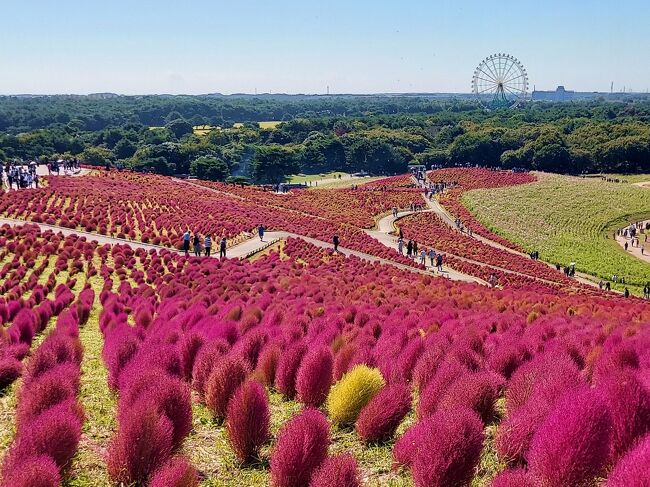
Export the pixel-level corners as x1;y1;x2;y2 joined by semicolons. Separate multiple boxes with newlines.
271;409;331;487
1;454;61;487
393;408;483;487
410;408;484;487
107;400;173;485
205;355;249;420
527;388;611;487
606;433;650;486
309;454;361;487
226;380;270;463
296;346;334;407
148;455;200;487
489;468;536;487
356;383;411;443
275;342;307;399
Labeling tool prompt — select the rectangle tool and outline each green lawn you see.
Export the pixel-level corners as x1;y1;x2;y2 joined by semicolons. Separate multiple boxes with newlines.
288;172;351;184
463;172;650;292
584;173;650;183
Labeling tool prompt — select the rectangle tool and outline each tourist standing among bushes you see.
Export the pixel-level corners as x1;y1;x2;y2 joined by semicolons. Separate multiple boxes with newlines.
333;234;340;253
204;234;212;257
193;233;201;257
220;236;227;259
182;229;191;257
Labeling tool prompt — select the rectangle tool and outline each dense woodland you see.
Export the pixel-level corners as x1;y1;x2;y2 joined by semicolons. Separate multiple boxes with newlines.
1;95;650;183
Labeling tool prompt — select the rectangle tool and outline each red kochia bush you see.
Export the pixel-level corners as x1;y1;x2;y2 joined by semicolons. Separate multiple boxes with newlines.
1;454;61;487
527;388;611;487
270;409;330;487
606;433;650;486
10;403;82;469
148;455;199;487
0;358;22;389
191;339;230;398
411;408;484;487
598;371;650;461
16;369;78;428
275;342;307;399
489;468;536;487
309;454;361;487
255;342;282;386
356;383;411;443
107;401;173;485
437;370;504;423
296;347;333;407
205;356;248;420
226;380;270;463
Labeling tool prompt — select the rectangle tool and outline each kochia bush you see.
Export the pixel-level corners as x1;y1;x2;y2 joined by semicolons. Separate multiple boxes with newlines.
296;347;334;408
275;342;307;399
356;383;411;443
326;365;384;425
1;454;61;487
309;454;361;487
527;388;611;487
270;409;330;487
205;355;248;420
606;433;650;486
148;456;199;487
226;380;270;463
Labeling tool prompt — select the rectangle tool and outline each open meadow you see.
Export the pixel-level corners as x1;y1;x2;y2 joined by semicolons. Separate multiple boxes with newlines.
462;172;650;293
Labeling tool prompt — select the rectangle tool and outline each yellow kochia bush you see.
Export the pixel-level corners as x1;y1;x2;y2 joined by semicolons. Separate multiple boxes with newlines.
326;365;385;425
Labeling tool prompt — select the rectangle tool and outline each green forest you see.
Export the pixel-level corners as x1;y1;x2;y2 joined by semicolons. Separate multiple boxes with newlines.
1;95;650;183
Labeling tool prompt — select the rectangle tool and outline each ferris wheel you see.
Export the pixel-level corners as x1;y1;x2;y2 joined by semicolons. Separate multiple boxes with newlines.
472;54;529;110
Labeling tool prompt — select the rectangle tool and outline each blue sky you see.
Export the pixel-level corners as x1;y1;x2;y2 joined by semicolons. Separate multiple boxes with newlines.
1;0;649;94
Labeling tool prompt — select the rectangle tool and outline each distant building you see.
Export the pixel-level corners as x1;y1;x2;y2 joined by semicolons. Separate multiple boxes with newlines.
532;85;650;102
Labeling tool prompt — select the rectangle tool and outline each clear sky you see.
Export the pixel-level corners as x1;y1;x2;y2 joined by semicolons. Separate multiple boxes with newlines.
1;0;649;95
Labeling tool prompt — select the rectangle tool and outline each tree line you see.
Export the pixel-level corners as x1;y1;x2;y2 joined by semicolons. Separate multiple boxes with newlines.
1;95;649;183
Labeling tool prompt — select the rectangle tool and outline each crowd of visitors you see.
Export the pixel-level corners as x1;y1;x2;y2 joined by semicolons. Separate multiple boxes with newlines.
2;162;40;190
182;230;227;259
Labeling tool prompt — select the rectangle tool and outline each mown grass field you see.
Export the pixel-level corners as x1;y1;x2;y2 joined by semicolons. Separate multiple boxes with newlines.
288;172;350;184
463;172;650;292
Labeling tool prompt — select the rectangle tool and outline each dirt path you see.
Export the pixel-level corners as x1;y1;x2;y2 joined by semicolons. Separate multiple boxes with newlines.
616;221;650;265
633;181;650;188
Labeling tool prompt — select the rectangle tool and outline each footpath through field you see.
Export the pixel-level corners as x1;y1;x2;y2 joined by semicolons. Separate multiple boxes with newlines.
415;174;602;289
616;220;650;265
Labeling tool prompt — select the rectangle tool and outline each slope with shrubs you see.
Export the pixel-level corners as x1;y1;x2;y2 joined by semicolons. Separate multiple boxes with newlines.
2;224;650;486
463;172;650;292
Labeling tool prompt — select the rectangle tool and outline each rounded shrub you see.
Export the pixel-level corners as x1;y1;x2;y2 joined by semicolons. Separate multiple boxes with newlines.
326;365;384;425
489;468;536;487
309;454;360;487
356;383;411;443
205;356;248;420
149;455;199;487
411;408;484;487
296;347;334;408
226;380;270;463
270;409;330;487
606;433;650;486
275;342;307;399
527;388;611;487
1;454;60;487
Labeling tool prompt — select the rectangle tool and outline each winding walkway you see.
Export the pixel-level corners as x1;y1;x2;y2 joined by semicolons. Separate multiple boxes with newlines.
616;221;650;265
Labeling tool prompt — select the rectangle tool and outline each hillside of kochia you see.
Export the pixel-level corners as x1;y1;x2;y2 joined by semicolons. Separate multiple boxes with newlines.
462;172;650;291
1;223;650;487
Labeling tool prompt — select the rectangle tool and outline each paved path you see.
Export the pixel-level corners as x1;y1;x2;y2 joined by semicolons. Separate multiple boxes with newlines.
616;221;650;265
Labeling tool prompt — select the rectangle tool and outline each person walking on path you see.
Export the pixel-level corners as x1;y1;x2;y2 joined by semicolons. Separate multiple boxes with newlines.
406;240;413;258
419;249;426;265
428;248;436;266
193;233;201;257
204;234;212;257
625;242;629;251
258;224;265;241
624;287;630;298
398;238;404;255
436;254;443;273
392;207;398;218
413;241;418;259
220;236;227;259
644;283;650;300
333;234;340;253
182;229;191;257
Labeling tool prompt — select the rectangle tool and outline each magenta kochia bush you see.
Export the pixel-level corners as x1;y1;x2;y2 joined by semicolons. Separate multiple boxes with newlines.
606;433;650;486
148;455;200;487
191;339;229;398
411;407;484;487
205;355;248;420
275;341;307;399
597;371;650;461
309;454;361;487
489;468;536;487
1;454;61;487
356;383;411;443
436;370;504;423
226;380;270;463
270;409;331;487
0;357;22;389
296;347;333;407
527;388;611;487
107;400;173;485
